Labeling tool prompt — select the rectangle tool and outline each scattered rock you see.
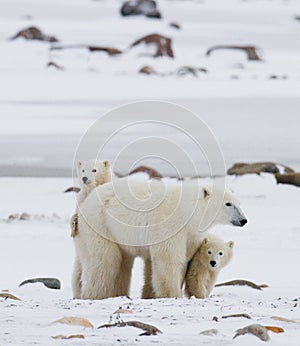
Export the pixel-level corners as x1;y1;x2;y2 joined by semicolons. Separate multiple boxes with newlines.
19;277;61;290
222;313;252;320
294;15;300;21
169;22;181;29
264;326;284;333
227;162;294;176
0;292;21;301
98;320;162;336
64;186;80;193
271;315;296;323
52;334;85;340
206;45;262;61
269;74;287;80
10;26;58;42
121;0;162;19
175;66;207;77
53;316;94;328
47;61;65;70
139;65;158;75
130;33;174;58
19;212;30;220
233;324;269;342
275;173;300;187
215;279;268;290
139;65;207;77
129;165;162;179
200;328;218;336
114;308;133;314
50;45;122;56
8;213;19;221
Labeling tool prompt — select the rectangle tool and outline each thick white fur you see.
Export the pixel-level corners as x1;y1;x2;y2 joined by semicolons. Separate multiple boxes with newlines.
72;159;112;299
76;178;246;299
185;234;234;298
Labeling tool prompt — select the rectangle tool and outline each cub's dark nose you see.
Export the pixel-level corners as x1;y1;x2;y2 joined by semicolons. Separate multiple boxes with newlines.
82;176;88;183
240;219;248;226
210;260;216;267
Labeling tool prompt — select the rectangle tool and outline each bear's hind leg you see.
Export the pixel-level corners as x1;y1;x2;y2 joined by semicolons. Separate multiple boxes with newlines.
142;258;156;299
114;254;134;297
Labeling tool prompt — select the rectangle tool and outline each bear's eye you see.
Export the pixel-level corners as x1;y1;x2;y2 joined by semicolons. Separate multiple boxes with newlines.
82;169;85;173
92;169;97;173
225;202;232;207
208;250;212;255
219;251;223;256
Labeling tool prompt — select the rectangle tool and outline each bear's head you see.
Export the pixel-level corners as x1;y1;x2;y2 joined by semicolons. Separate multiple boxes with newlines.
200;237;234;271
201;186;248;228
77;160;112;190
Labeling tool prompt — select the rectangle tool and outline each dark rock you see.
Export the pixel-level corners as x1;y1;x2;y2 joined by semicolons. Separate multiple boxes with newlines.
206;45;262;61
139;65;158;75
64;186;80;193
130;33;174;58
175;66;207;77
129;165;162;179
169;22;181;30
275;173;300;187
121;0;161;18
19;212;30;220
10;26;58;42
50;45;122;56
47;61;65;70
227;162;294;176
19;277;61;290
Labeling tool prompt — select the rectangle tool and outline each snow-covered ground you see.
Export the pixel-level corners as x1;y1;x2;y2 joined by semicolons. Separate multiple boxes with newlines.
1;0;300;344
1;175;300;345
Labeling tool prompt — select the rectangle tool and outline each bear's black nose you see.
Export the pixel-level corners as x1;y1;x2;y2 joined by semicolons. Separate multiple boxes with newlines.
210;260;216;267
240;219;248;226
82;177;88;183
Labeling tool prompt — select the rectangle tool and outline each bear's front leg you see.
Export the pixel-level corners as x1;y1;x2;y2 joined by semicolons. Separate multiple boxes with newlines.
81;238;122;300
150;241;186;298
72;255;82;299
114;254;134;297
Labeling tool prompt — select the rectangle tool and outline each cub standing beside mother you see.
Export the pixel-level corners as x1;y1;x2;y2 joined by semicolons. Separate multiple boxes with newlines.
71;159;247;300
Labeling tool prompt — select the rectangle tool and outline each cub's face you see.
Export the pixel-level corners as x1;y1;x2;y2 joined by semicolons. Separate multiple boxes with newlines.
77;160;111;189
200;238;234;271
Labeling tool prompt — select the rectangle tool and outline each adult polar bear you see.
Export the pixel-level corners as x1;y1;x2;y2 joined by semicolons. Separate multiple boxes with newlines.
76;178;247;299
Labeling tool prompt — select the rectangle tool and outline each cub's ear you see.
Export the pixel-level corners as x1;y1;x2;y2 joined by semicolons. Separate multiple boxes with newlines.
77;160;82;167
103;160;110;168
227;241;234;249
203;188;210;199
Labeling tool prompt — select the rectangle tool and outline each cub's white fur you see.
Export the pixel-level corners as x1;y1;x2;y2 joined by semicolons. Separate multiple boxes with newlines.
71;159;112;299
185;234;234;298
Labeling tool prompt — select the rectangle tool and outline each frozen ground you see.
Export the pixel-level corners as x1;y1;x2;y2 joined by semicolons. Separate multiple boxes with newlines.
0;0;300;175
0;174;300;345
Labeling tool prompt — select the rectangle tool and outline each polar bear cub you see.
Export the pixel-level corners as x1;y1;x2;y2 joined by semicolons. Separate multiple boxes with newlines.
71;159;112;237
71;159;112;299
185;234;234;299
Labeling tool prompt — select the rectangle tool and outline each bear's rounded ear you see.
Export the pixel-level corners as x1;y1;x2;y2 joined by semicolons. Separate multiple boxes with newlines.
77;160;82;167
103;160;110;168
227;241;234;248
203;188;210;199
